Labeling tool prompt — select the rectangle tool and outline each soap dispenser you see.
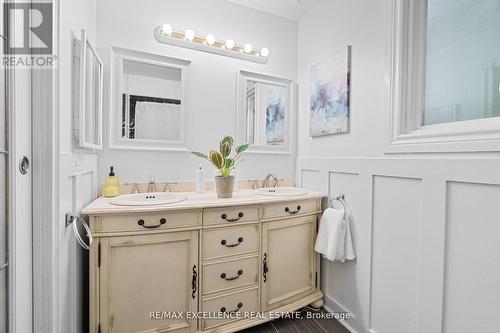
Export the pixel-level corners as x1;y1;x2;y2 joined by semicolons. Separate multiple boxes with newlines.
195;165;205;193
102;166;120;197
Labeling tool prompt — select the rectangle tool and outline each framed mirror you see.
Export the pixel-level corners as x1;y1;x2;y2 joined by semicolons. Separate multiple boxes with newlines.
236;71;294;154
75;29;103;150
110;47;191;151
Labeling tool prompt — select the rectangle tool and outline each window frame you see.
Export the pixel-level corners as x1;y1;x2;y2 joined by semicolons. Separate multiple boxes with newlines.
384;0;500;153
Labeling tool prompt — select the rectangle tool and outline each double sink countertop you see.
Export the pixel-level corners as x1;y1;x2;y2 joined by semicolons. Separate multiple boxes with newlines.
82;189;325;215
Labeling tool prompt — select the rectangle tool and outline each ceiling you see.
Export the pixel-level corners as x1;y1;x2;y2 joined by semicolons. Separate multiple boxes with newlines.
227;0;320;21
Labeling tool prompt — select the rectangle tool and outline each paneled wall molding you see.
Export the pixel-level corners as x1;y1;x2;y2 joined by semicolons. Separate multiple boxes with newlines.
298;157;500;333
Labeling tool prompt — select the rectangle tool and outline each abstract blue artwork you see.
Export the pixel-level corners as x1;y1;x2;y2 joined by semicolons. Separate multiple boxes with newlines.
310;46;351;137
264;85;286;144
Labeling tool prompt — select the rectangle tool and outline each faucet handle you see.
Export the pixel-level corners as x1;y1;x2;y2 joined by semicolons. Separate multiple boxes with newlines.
164;182;171;192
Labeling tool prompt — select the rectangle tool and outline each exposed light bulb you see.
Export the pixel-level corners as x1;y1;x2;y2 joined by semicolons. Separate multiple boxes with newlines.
243;43;253;54
161;24;173;36
260;47;269;57
225;39;235;50
206;34;215;46
185;29;195;41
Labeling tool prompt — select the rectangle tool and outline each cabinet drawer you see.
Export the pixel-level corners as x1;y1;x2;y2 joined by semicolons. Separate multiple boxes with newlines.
203;206;258;226
97;211;201;233
202;287;259;330
203;224;259;259
203;256;258;295
261;200;319;220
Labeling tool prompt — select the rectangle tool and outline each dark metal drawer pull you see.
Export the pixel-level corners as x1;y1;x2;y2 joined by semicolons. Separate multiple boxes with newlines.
220;302;243;313
221;269;243;281
137;218;167;228
221;212;244;222
221;237;244;247
284;205;301;214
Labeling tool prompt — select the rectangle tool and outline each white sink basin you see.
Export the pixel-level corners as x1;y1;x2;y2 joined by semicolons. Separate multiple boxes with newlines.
109;192;187;206
254;187;309;197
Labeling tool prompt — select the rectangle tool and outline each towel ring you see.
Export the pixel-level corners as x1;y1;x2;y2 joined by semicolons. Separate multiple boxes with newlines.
68;214;92;250
329;194;347;217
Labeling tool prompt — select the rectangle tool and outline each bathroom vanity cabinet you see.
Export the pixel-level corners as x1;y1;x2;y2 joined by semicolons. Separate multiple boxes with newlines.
83;191;324;333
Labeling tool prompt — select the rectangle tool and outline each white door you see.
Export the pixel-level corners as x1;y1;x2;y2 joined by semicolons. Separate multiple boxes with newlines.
3;4;33;331
0;27;8;333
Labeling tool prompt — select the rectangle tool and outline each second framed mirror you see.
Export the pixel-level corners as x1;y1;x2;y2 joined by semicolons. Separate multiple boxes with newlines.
236;71;294;154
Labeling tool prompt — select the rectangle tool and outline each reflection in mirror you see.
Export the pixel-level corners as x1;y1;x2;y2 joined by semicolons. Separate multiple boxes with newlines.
246;81;286;146
237;71;293;154
85;45;102;145
75;28;103;150
246;81;255;144
121;60;182;141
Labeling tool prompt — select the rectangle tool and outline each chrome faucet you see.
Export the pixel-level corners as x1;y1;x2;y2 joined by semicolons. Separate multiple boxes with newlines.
263;173;278;188
147;175;157;193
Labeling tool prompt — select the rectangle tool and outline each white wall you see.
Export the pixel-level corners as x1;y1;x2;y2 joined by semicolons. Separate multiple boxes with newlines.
96;0;298;185
297;1;500;333
58;0;98;332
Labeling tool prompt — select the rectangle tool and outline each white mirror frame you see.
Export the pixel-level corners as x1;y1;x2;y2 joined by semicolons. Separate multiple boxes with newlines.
75;29;103;150
109;47;191;151
236;70;295;155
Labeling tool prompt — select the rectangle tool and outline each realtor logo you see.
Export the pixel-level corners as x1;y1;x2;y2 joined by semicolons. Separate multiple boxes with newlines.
4;1;52;54
2;0;55;68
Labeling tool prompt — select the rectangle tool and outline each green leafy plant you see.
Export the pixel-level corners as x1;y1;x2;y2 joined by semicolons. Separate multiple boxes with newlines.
191;136;249;177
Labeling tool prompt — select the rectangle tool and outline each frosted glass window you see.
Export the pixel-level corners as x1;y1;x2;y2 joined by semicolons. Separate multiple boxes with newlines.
424;0;500;125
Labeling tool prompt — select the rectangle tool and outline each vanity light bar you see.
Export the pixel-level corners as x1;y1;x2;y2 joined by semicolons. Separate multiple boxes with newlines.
154;24;269;64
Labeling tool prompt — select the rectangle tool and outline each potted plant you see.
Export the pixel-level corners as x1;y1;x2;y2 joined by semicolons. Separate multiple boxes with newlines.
191;136;249;198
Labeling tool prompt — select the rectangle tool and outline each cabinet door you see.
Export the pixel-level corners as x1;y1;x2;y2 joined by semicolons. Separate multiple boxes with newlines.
99;231;198;333
261;216;317;311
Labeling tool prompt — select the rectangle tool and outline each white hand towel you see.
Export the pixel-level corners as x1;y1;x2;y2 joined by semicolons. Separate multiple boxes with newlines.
314;207;356;262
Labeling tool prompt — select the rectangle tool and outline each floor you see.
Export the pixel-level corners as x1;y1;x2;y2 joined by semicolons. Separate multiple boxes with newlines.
240;308;351;333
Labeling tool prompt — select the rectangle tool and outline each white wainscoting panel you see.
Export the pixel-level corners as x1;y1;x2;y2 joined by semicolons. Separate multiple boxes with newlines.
325;172;360;318
370;176;421;333
297;157;500;333
443;182;500;333
301;169;322;191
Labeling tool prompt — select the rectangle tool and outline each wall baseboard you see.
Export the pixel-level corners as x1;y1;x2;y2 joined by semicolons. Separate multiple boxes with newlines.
323;295;358;333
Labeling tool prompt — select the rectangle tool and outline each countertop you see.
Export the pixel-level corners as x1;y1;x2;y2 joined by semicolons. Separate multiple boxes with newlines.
82;189;325;215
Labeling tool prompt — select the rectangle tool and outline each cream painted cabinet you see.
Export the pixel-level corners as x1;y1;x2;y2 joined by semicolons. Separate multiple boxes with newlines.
86;195;324;333
261;215;317;311
98;231;198;333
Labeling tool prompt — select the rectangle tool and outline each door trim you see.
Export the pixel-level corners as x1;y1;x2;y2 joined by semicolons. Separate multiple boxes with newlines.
31;0;60;332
